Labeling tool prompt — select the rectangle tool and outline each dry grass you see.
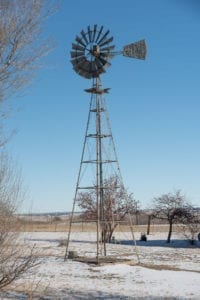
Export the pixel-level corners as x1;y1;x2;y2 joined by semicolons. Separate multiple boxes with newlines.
17;220;67;232
16;216;181;233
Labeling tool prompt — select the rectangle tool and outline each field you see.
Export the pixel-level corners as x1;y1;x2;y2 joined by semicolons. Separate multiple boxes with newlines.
1;218;200;299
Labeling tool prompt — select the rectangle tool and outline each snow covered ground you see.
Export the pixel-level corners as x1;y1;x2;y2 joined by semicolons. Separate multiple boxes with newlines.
1;231;200;299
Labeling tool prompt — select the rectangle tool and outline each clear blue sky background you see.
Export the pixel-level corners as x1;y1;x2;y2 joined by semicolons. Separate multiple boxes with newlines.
6;0;200;212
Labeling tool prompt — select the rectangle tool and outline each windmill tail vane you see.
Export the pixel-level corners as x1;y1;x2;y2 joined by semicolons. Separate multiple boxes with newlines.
123;39;147;59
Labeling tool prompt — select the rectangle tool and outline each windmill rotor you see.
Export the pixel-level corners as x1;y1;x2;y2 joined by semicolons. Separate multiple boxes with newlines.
70;25;115;79
70;24;147;79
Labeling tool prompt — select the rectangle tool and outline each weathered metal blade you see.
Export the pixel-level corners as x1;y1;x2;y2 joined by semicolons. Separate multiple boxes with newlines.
82;60;91;72
70;51;84;59
80;30;89;45
99;36;113;47
82;60;98;79
75;35;86;47
88;25;92;42
70;56;86;67
93;58;106;75
100;45;115;52
90;60;97;72
98;56;111;69
123;39;147;59
72;59;91;79
75;68;91;79
99;52;113;60
94;57;103;69
98;30;110;45
92;24;97;42
72;43;85;52
95;25;104;43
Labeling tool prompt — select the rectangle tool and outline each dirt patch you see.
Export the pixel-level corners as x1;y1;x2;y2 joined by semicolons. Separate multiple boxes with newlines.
72;255;133;265
137;262;200;273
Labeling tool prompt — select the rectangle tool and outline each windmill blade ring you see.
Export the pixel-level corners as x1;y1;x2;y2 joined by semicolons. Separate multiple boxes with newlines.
70;25;115;79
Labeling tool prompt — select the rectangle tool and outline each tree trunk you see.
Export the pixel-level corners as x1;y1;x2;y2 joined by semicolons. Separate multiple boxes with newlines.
101;223;116;243
167;221;173;243
147;215;151;235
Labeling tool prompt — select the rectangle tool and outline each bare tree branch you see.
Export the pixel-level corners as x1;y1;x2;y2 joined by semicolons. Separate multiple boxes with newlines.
0;0;56;102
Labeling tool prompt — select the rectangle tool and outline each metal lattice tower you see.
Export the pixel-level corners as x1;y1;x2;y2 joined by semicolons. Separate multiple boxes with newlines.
65;25;147;263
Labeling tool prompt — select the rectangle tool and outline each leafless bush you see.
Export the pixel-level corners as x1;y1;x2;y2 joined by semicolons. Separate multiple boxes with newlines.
179;208;200;245
0;153;23;243
0;239;37;289
0;153;38;289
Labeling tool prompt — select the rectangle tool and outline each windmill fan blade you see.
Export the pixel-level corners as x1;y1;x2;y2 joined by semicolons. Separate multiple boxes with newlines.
95;25;104;43
93;58;107;75
82;61;95;79
100;45;115;52
82;60;91;72
99;52;113;60
98;30;110;45
123;39;147;59
72;43;85;52
76;67;91;79
88;25;92;42
92;24;97;42
72;59;92;79
94;57;103;69
80;30;89;45
95;64;106;75
71;57;86;68
70;51;84;59
98;56;111;69
75;36;86;47
81;72;92;79
99;36;113;47
90;61;97;72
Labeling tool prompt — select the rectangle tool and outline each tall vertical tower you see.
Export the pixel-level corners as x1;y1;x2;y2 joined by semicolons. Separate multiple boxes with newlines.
65;25;147;263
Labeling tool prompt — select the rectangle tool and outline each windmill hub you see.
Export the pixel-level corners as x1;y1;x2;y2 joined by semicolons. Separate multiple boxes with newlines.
86;44;101;62
91;45;100;57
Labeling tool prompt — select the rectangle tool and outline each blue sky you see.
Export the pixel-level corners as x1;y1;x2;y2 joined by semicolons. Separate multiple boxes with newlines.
6;0;200;212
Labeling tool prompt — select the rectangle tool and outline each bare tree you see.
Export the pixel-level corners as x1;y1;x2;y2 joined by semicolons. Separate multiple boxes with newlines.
0;0;56;289
179;206;200;245
0;153;37;289
77;176;139;243
151;190;189;243
0;0;55;103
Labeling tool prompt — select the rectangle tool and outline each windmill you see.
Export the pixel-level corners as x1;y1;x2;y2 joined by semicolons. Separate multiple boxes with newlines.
65;25;147;263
